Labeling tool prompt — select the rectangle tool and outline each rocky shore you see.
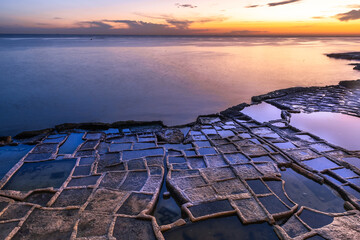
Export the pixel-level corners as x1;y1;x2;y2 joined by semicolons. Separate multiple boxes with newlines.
326;52;360;71
0;79;360;239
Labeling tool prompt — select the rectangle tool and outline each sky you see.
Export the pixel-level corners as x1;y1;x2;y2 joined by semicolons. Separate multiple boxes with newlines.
0;0;360;35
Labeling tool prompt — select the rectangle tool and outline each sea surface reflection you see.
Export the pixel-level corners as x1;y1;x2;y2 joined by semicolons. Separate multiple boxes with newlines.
1;36;360;136
291;112;360;151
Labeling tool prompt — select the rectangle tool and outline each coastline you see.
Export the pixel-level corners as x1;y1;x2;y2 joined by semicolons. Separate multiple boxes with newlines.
3;78;359;145
0;59;359;238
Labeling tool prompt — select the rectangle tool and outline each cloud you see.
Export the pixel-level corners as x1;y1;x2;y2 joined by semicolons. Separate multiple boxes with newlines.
0;13;227;35
335;9;360;21
79;21;113;29
175;3;197;8
245;5;261;8
268;0;301;7
53;17;63;20
165;19;193;29
312;16;325;19
346;5;360;8
132;12;227;29
103;20;174;34
244;1;300;8
224;30;268;35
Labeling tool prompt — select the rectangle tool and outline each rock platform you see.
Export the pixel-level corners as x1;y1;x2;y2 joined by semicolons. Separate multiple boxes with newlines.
0;80;360;239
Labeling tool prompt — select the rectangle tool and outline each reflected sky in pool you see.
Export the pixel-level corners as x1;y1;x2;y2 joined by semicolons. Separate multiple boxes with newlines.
163;215;278;240
290;112;360;151
1;36;360;136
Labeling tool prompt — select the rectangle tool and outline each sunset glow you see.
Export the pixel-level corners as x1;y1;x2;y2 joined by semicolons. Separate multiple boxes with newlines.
0;0;360;35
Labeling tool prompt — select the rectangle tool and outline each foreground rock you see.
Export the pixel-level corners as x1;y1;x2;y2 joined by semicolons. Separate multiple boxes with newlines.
0;80;360;239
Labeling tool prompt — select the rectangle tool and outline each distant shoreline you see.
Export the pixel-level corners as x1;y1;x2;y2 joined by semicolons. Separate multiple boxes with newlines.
1;34;360;38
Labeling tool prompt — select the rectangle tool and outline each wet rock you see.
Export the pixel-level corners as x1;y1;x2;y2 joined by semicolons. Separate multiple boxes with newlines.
111;120;164;129
12;208;78;240
0;136;11;145
156;128;184;144
281;110;291;123
188;199;234;219
67;175;100;187
298;208;333;228
2;78;360;239
326;52;360;60
349;63;360;71
339;79;360;89
0;203;32;221
258;195;290;216
118;171;148;191
52;188;93;207
220;103;249;117
55;122;110;132
317;213;360;239
24;152;54;162
77;211;113;238
163;191;171;199
31;143;58;154
113;217;157;240
0;221;20;239
13;128;53;140
116;192;153;215
3;159;77;191
184;186;217;202
86;189;126;213
251;87;312;103
234;197;268;223
280;215;310;238
99;171;126;189
24;191;55;206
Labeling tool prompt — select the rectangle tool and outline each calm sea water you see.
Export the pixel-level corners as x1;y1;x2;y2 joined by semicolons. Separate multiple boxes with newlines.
0;36;359;136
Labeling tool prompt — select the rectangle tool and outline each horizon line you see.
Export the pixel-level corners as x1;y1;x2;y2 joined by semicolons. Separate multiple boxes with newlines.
1;33;360;38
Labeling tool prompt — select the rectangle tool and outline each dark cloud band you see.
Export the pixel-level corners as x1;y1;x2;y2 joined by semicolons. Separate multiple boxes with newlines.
268;0;301;7
335;9;360;21
175;3;197;8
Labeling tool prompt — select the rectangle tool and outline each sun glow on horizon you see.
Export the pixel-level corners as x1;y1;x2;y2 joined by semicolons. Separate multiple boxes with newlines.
0;0;359;35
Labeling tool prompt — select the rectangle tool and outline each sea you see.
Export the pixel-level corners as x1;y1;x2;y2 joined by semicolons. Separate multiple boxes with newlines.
0;35;359;136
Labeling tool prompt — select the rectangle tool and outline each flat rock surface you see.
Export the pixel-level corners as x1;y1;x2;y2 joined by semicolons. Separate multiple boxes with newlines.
0;80;360;239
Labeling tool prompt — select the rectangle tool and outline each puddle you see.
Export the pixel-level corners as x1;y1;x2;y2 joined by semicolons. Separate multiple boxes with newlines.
188;200;233;218
332;168;358;179
197;148;217;155
281;215;309;238
58;133;84;154
0;145;33;180
342;157;360;169
246;179;271;194
258;195;290;215
265;181;294;207
302;157;339;172
342;185;360;199
160;144;192;151
280;168;346;213
298;209;333;229
122;148;164;160
251;155;274;162
290;112;360;151
241;102;282;123
2;158;76;191
273;142;297;149
305;235;327;240
163;215;278;240
153;151;182;226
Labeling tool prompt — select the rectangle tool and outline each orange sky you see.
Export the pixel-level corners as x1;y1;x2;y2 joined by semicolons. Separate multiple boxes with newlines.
0;0;359;35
